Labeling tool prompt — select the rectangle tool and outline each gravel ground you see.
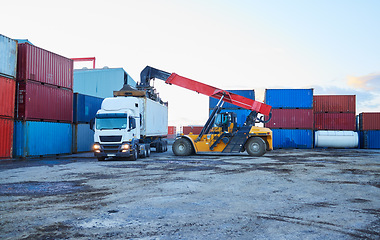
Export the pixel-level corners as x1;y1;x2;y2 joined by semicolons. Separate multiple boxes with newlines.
0;148;379;239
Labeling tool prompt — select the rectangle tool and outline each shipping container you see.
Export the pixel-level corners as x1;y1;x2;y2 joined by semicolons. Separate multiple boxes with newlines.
17;43;73;89
16;81;73;123
272;129;313;149
209;108;252;128
0;34;17;79
265;89;313;109
314;113;356;131
183;126;203;135
313;95;356;113
0;76;16;118
359;112;380;130
73;93;103;123
314;131;358;148
74;68;136;98
209;89;255;109
14;121;72;157
0;117;13;158
360;130;380;149
72;123;94;153
265;109;313;129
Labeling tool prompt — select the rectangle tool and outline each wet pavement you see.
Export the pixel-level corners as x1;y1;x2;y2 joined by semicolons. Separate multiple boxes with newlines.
0;148;379;239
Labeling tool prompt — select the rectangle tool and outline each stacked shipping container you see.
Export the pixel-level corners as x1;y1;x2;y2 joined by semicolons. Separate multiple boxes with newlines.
14;43;74;158
72;93;103;153
359;113;380;149
313;95;356;131
0;34;17;158
265;89;314;149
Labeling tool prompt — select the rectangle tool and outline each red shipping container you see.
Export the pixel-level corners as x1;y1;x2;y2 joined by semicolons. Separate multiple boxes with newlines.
313;95;356;113
314;113;356;131
183;126;203;135
0;76;16;118
168;126;176;135
17;43;73;89
16;81;73;123
359;112;380;130
265;109;313;129
0;117;13;159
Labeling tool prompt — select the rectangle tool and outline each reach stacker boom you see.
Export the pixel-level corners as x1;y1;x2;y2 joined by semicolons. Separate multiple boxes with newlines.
141;66;273;157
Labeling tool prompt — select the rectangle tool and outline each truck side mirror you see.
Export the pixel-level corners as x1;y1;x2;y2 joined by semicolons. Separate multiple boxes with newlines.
90;118;95;131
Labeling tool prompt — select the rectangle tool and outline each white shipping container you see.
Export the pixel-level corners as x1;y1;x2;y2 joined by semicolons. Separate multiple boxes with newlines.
0;34;17;78
139;97;168;137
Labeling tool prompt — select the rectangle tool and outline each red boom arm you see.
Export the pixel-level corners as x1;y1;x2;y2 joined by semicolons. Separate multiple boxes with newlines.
165;73;272;116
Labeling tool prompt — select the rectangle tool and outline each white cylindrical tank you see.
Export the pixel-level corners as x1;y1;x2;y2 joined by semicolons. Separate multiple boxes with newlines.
315;131;358;148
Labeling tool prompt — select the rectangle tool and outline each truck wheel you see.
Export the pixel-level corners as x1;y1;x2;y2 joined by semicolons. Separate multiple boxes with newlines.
97;157;105;161
245;137;266;157
172;138;193;156
130;150;138;161
146;145;151;157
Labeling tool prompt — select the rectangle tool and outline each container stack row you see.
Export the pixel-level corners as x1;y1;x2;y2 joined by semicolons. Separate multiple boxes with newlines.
0;34;17;158
72;68;136;152
265;89;314;149
13;42;74;158
359;113;380;149
209;90;255;128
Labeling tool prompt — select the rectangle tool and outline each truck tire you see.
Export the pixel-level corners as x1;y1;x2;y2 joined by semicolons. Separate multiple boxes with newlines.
130;149;138;161
172;138;193;156
245;137;266;157
146;144;151;157
97;157;105;161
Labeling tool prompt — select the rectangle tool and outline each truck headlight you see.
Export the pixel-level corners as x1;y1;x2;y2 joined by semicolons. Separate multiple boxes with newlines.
121;143;130;150
93;143;101;151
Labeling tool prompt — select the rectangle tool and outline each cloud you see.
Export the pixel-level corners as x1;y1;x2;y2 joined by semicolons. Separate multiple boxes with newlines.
347;72;380;91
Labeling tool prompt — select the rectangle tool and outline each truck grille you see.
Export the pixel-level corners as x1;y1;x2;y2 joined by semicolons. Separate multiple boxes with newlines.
102;145;119;154
100;136;122;142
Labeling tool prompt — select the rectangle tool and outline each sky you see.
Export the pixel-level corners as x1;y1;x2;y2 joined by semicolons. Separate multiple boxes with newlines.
2;0;380;127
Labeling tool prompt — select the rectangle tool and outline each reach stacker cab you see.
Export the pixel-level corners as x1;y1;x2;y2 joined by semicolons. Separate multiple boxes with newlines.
140;66;273;157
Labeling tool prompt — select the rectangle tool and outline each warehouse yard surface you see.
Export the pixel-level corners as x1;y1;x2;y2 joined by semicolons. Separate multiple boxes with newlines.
0;149;379;239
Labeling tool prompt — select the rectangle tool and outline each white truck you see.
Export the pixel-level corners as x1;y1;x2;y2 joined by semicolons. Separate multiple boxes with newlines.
92;94;168;161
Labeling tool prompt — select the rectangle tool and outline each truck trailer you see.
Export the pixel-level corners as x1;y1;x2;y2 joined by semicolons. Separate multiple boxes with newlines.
92;84;168;161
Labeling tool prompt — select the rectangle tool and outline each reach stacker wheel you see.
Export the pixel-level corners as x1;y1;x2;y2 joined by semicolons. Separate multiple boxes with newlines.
172;138;193;156
245;137;266;157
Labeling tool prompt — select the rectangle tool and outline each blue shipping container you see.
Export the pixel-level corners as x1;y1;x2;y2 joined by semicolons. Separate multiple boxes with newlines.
73;93;103;123
73;68;136;98
265;89;313;109
361;131;380;149
14;121;72;157
73;123;94;153
209;109;251;128
0;34;17;79
272;129;313;149
209;90;255;109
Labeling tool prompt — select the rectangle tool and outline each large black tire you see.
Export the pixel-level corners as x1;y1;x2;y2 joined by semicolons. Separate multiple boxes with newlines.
245;137;266;157
130;149;138;161
172;138;193;156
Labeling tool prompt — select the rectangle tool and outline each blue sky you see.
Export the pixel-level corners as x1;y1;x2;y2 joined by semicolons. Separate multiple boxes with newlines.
2;0;379;126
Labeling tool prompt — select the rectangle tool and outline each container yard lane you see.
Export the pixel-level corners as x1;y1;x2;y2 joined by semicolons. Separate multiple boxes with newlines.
0;148;379;239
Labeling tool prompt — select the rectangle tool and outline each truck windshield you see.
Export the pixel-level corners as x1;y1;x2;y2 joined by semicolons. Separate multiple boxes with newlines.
96;118;128;130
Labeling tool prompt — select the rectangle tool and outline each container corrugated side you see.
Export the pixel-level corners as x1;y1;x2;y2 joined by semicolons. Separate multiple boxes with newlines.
73;93;103;123
265;89;313;109
73;68;136;98
183;126;203;135
13;121;72;157
313;95;356;113
0;76;16;118
314;113;356;131
272;129;313;149
0;117;13;158
16;81;73;123
359;112;380;130
16;43;73;89
73;123;94;153
265;109;313;129
140;97;168;137
361;130;380;149
0;34;17;79
209;90;255;109
209;109;252;128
